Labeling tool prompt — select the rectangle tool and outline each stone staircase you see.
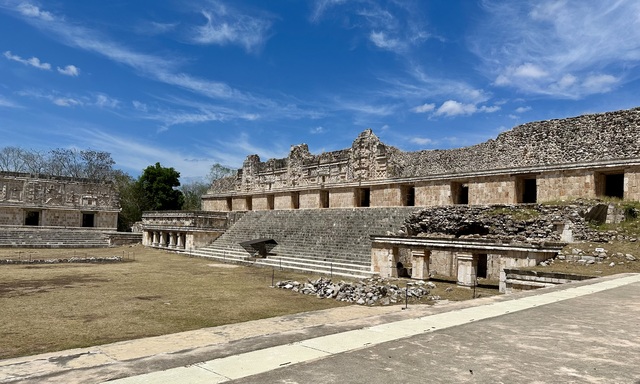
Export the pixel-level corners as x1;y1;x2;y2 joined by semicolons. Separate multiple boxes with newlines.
182;207;419;278
0;227;111;248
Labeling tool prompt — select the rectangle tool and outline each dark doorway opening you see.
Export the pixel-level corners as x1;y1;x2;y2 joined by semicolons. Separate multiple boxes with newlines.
245;197;253;211
82;213;95;228
477;254;488;279
226;197;232;211
403;185;415;206
521;178;537;203
452;182;469;205
357;188;370;207
604;173;624;199
24;211;40;226
291;192;300;209
320;190;329;208
267;195;274;210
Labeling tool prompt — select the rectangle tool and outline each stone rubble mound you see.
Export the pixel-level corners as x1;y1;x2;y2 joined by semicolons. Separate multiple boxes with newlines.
399;203;616;243
274;276;438;306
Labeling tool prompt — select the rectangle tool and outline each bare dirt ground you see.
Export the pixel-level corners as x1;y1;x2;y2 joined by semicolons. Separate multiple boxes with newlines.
0;245;495;360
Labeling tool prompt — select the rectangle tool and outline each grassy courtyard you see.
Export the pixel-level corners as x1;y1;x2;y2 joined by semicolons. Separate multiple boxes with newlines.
0;245;493;360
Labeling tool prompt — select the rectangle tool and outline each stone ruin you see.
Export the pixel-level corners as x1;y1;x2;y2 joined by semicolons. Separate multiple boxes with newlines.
204;107;640;211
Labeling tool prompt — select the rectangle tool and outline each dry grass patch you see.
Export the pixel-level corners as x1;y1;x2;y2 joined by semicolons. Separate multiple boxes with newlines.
0;245;349;359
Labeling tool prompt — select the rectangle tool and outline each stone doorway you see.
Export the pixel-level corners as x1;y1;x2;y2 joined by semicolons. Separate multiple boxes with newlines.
24;211;40;226
477;254;488;278
82;213;95;227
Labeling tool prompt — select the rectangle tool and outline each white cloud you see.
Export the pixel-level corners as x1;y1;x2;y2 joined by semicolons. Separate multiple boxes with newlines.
3;51;51;70
190;2;273;52
53;97;82;107
472;1;640;98
413;103;435;113
94;94;119;108
582;74;618;93
410;137;432;146
57;64;79;76
132;100;148;112
310;126;325;134
515;106;531;113
370;31;402;51
434;100;500;117
16;3;53;21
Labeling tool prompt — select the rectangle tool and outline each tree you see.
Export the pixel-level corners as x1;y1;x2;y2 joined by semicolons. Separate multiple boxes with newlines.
138;162;184;211
180;180;210;211
207;163;235;183
113;170;145;231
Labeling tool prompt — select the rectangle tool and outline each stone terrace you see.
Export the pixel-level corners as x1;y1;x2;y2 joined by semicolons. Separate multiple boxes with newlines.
184;207;419;278
0;227;110;248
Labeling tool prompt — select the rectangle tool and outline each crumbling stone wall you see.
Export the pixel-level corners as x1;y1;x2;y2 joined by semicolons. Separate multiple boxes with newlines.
399;203;603;243
208;108;640;197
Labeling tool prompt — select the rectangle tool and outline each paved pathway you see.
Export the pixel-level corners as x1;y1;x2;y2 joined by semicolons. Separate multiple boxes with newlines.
2;274;639;383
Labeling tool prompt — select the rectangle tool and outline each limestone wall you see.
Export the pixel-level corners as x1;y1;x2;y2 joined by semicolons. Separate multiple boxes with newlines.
537;169;595;201
0;207;22;225
371;185;402;207
299;190;321;209
469;176;515;205
626;167;640;201
328;188;355;208
415;182;450;206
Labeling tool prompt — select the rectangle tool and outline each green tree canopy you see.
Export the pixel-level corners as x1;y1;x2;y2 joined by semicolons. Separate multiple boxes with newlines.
138;162;184;211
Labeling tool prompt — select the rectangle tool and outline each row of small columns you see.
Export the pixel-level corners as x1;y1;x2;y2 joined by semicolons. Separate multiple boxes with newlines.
150;231;186;249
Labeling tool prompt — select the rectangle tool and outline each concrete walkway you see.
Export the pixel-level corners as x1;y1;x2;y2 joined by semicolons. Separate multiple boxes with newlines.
2;274;639;383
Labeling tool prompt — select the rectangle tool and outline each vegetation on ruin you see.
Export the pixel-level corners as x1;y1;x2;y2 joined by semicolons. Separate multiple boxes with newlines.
485;207;540;221
0;246;496;360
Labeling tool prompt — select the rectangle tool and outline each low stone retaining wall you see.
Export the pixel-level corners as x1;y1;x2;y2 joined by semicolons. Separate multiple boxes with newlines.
500;268;594;293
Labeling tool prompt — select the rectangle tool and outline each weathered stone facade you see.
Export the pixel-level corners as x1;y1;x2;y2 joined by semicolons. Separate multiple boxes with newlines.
203;108;640;210
141;211;244;250
0;172;119;229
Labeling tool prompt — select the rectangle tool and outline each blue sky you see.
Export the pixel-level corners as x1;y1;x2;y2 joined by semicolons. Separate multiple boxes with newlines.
1;0;640;180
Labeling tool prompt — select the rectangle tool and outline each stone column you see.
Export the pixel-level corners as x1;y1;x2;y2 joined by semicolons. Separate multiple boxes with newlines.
152;231;159;246
456;252;477;288
177;233;184;248
168;232;176;248
411;249;431;280
160;232;167;248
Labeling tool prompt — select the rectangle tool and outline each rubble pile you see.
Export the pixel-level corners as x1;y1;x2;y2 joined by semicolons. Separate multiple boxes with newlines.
274;276;438;306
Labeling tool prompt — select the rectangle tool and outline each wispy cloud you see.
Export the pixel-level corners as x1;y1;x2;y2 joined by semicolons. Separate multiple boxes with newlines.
4;50;51;70
190;1;273;52
310;126;325;134
311;0;430;55
17;89;119;109
57;64;79;76
515;106;531;113
0;95;20;108
471;0;640;98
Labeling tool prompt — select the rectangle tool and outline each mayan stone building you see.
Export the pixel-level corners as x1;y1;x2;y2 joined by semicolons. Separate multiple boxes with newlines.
203;108;640;210
0;172;119;229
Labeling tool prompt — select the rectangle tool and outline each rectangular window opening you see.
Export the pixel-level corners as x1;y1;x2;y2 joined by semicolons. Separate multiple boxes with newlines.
82;213;95;228
24;211;40;226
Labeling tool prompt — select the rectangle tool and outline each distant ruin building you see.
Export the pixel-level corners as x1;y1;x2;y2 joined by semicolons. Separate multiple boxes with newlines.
203;107;640;210
0;172;119;229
